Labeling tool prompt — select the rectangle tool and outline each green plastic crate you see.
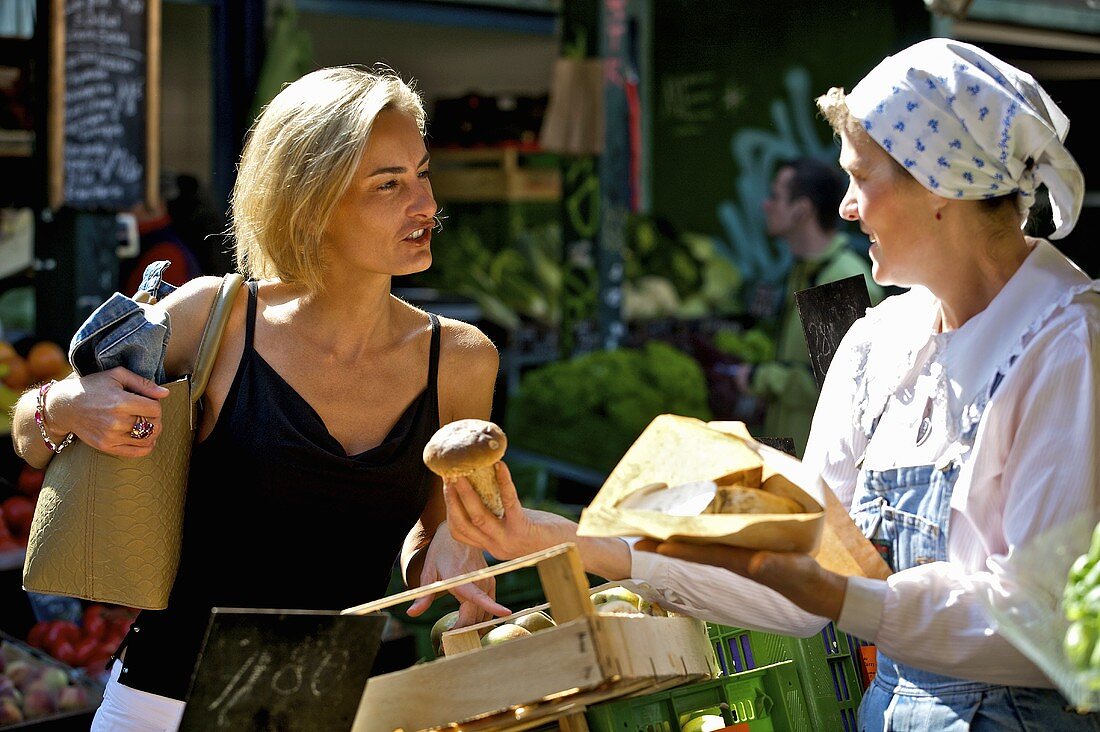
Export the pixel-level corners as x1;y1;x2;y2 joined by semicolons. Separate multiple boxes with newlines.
585;660;811;732
706;622;863;732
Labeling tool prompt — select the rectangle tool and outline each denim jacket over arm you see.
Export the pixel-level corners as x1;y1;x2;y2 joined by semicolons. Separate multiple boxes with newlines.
68;261;177;384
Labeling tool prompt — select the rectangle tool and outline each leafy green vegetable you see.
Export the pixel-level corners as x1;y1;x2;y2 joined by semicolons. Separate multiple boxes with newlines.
1062;521;1100;670
713;327;776;364
507;342;712;472
623;216;742;320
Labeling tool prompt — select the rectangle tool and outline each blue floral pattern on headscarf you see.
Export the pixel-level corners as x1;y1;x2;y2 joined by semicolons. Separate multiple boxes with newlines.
845;38;1084;239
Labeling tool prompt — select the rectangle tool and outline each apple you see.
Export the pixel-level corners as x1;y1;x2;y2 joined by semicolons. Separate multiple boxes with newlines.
5;660;40;691
513;611;555;633
596;600;644;617
480;624;532;646
0;697;24;725
590;586;643;610
1;641;30;666
58;684;89;712
0;675;18;700
430;610;461;657
39;667;69;694
22;685;58;719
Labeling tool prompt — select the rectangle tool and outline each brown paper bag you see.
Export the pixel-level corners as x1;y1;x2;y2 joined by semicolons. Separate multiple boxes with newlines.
577;415;891;579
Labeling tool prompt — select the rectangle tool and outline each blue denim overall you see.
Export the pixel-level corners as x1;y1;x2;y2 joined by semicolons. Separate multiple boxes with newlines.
851;372;1100;731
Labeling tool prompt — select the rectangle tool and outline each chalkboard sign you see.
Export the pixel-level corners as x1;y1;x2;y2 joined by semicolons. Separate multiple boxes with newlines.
795;274;872;390
755;436;796;457
49;0;160;210
179;608;386;732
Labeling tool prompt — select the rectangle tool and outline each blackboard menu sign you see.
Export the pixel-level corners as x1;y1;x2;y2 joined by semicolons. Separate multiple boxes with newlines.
179;608;387;732
49;0;160;210
795;274;872;390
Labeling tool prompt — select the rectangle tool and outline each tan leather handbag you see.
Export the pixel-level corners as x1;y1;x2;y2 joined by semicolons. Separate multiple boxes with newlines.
23;273;245;610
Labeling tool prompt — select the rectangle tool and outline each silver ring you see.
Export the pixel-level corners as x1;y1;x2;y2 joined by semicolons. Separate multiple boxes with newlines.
129;416;154;440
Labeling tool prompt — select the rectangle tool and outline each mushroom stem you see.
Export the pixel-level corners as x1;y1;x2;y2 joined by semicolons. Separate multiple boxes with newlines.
467;464;504;517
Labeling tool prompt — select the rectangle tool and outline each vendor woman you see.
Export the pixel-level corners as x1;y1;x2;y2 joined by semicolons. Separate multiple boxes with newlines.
440;39;1100;730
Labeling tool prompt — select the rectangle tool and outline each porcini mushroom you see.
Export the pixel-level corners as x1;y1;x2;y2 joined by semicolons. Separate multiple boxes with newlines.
423;419;508;517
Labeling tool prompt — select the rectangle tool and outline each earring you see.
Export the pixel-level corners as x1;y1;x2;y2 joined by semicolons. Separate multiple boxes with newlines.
935;211;942;221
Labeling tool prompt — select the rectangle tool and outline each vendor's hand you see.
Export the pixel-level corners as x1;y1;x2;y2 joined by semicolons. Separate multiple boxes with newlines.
444;462;573;562
635;539;847;620
46;367;169;458
406;522;512;626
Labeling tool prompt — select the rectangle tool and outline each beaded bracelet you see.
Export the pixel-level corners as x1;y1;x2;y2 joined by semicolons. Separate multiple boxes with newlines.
35;380;74;454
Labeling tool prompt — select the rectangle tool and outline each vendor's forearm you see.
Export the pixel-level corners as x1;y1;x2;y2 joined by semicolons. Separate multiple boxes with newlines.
532;511;632;581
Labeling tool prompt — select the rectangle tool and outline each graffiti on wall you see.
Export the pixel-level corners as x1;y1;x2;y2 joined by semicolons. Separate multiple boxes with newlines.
712;66;838;319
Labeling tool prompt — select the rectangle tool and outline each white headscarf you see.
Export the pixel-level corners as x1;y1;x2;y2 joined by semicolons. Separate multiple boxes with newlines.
846;38;1084;239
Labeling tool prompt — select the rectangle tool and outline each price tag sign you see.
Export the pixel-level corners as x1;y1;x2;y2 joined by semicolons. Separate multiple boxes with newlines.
179;608;386;731
795;274;873;390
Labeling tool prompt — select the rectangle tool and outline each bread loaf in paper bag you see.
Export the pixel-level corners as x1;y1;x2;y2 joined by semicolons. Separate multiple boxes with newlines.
577;415;892;578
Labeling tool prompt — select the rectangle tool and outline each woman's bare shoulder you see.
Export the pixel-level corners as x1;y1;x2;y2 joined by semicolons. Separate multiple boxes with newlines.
159;275;247;375
434;315;499;422
437;316;499;371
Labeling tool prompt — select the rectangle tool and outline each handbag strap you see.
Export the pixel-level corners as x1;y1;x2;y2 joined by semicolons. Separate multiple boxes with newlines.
190;273;246;403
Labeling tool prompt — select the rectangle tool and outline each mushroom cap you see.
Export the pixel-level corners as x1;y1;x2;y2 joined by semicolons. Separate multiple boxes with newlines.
423;419;508;477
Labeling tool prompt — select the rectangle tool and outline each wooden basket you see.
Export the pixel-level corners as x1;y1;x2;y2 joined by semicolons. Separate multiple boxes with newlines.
345;544;718;732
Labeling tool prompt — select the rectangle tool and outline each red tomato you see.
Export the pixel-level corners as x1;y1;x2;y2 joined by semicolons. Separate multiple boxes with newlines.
17;464;45;497
84;657;111;674
0;507;14;545
44;620;81;653
83;613;106;640
53;640;77;666
72;636;101;666
1;496;35;539
83;604;107;625
26;621;49;648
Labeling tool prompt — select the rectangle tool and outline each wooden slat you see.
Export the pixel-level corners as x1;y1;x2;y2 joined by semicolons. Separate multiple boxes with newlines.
442;627;481;656
353;619;603;732
48;0;64;209
342;544;576;616
145;0;161;208
537;548;596;625
350;547;715;732
559;713;590;732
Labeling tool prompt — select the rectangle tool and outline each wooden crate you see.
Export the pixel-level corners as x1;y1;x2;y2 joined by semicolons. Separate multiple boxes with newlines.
345;544;718;732
429;148;561;203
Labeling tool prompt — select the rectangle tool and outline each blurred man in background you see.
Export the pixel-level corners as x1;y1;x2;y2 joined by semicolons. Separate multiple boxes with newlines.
736;157;884;456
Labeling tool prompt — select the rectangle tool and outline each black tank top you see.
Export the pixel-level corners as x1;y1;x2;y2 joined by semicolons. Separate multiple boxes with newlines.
115;282;439;699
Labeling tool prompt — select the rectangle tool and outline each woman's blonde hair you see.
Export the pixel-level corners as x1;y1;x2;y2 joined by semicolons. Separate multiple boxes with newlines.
231;66;425;293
